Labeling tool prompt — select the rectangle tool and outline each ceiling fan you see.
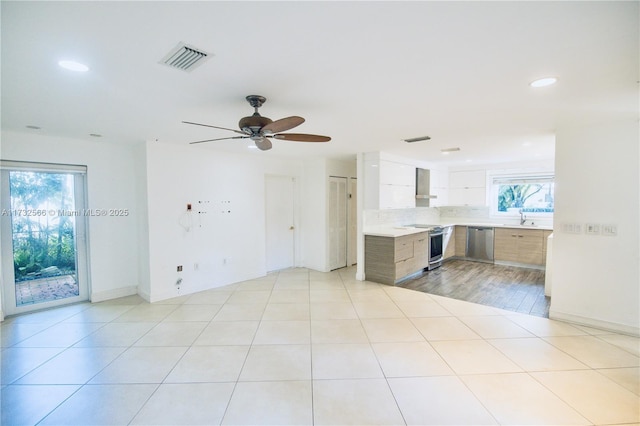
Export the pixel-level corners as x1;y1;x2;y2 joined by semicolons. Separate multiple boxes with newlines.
183;95;331;151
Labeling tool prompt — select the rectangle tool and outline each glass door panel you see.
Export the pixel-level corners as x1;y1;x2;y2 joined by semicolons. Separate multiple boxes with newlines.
1;166;89;316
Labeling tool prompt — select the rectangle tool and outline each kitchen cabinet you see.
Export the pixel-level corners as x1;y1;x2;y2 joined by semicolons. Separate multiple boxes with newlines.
380;160;415;186
449;170;486;206
428;169;449;207
443;226;455;259
494;228;544;266
365;231;428;284
454;225;467;257
364;157;416;209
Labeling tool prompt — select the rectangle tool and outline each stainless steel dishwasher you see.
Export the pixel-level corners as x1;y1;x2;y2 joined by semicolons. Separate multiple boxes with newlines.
466;226;495;263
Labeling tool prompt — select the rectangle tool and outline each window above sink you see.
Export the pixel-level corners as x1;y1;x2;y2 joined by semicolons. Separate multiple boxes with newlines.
489;173;555;220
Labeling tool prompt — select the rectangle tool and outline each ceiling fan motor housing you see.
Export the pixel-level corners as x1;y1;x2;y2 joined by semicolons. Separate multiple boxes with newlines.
239;113;273;133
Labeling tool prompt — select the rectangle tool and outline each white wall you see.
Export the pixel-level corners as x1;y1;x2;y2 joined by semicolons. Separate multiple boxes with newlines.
1;131;141;302
551;120;639;335
300;158;328;272
143;142;306;301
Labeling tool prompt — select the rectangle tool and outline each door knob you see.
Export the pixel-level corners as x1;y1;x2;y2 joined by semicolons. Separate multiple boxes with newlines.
289;226;295;230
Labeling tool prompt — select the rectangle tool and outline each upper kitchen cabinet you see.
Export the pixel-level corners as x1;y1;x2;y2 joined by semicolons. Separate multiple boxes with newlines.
363;154;416;209
428;168;449;206
379;160;415;209
379;160;415;186
448;170;486;206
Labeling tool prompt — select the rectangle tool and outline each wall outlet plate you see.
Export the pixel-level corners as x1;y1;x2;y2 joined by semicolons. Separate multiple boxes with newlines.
585;223;600;235
561;223;582;234
602;224;617;236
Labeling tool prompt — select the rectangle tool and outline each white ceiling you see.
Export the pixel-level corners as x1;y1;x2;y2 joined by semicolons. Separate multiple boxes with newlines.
2;1;638;165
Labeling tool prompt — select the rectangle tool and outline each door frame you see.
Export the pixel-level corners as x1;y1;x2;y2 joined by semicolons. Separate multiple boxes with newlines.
0;161;91;318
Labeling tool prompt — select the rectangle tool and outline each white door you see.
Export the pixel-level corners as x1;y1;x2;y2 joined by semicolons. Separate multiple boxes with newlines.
265;175;295;272
329;176;347;270
1;162;90;316
348;178;357;266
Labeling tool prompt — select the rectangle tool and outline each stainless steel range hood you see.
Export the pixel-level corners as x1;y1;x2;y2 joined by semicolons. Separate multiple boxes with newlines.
416;168;437;207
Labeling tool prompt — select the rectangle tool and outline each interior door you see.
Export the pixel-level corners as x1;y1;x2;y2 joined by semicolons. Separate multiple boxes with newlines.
265;175;295;272
1;162;90;316
329;176;347;270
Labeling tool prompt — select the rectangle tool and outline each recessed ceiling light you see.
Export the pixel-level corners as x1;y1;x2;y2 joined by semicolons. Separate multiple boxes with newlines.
247;145;258;149
530;77;557;88
58;60;89;72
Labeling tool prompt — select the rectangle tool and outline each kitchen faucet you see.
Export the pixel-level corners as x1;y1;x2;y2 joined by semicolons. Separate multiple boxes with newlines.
519;209;527;225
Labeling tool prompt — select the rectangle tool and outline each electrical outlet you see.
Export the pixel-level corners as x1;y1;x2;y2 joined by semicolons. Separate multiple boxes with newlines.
177;265;183;272
602;224;617;236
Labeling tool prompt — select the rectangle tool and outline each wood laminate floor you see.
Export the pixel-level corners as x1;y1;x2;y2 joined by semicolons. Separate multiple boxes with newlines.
397;259;550;318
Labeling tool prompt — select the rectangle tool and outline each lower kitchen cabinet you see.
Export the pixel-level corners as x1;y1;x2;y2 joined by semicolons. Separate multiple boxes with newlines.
454;225;467;257
443;226;455;259
494;228;545;266
365;232;429;284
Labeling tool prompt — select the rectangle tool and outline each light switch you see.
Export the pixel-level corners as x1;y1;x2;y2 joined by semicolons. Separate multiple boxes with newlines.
562;223;582;234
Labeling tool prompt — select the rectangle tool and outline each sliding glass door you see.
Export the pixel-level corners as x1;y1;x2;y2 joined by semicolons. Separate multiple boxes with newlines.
1;162;89;316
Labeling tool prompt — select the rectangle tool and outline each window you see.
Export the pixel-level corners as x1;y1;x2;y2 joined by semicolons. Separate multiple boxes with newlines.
490;174;554;216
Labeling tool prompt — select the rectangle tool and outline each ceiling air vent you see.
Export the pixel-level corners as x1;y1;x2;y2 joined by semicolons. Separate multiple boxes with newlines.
403;136;431;143
160;42;211;72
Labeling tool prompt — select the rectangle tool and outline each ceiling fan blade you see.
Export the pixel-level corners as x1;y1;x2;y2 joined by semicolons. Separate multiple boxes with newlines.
182;121;247;135
273;133;331;142
189;136;248;145
254;138;273;151
262;116;305;134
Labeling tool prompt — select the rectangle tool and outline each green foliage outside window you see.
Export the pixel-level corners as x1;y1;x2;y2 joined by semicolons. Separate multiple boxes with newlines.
498;183;554;213
9;171;77;281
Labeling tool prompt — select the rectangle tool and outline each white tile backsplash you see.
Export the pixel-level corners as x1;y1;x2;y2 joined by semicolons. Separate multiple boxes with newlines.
364;206;553;229
363;208;440;228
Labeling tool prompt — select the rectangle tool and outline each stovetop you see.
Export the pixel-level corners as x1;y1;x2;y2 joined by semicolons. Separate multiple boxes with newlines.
406;224;444;232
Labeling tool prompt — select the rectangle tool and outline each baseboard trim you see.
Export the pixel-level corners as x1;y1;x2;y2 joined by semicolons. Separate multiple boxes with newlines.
549;309;640;337
137;289;151;303
90;286;138;303
494;260;545;271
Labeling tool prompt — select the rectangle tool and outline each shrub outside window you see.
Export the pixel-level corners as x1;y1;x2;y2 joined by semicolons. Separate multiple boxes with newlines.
491;175;554;216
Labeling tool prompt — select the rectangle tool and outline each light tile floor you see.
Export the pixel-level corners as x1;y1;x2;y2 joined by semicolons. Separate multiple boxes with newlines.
1;266;638;425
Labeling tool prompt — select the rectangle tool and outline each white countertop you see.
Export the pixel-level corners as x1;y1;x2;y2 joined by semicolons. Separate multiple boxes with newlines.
364;222;553;238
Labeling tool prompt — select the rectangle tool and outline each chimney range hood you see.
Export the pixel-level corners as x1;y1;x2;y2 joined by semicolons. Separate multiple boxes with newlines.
416;168;437;207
